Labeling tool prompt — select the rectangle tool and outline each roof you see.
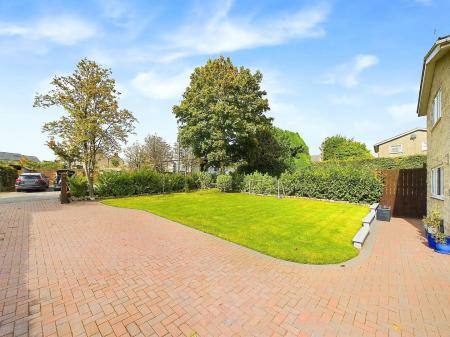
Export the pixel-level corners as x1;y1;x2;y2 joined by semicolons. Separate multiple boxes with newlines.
0;152;40;162
310;155;321;162
373;128;426;152
417;35;450;116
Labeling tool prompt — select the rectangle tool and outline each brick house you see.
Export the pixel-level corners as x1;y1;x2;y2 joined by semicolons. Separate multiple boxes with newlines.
417;35;450;232
373;128;427;157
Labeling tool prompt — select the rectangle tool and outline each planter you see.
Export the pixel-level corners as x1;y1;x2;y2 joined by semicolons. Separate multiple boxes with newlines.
435;236;450;255
376;206;391;222
426;231;437;249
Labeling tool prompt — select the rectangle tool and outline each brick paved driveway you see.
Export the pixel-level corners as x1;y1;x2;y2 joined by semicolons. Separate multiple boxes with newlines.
0;200;449;337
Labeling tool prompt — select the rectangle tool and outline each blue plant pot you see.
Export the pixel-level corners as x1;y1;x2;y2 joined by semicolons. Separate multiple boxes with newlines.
435;237;450;255
426;232;436;249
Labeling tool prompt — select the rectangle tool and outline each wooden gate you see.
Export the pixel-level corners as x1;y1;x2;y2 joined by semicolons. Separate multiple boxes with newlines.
380;168;427;218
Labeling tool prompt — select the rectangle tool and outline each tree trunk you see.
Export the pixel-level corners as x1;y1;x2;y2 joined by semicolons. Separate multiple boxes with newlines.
83;161;95;200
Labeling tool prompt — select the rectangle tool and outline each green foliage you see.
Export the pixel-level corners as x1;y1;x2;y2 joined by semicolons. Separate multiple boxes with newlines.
216;174;233;192
34;58;137;198
95;169;200;197
173;56;271;171
280;167;383;203
195;172;213;189
0;166;18;192
238;127;311;176
320;135;372;161
243;172;277;195
238;167;383;203
68;175;88;198
313;155;426;170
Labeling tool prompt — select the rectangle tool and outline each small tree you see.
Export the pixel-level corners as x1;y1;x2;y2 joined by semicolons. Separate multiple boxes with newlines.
320;135;372;161
124;142;146;170
173;56;271;172
142;134;172;172
34;58;136;199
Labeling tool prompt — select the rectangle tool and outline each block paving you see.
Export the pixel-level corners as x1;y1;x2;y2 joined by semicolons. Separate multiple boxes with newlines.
0;200;449;337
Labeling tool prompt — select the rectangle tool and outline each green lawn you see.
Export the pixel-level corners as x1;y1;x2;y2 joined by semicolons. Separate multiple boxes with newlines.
102;190;368;264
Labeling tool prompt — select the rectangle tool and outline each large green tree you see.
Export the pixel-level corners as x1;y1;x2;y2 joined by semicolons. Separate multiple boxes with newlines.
172;56;271;172
239;127;310;176
34;58;136;199
320;135;372;161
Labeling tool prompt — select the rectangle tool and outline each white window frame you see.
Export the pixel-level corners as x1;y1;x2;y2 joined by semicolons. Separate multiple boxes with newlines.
421;142;427;151
389;144;403;154
431;167;444;200
432;89;442;126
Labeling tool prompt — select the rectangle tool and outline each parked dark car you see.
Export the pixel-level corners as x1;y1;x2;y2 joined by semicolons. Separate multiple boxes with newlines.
53;169;75;191
15;173;49;191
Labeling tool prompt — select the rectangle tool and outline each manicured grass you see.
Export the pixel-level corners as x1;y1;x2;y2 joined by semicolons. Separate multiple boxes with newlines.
102;190;368;264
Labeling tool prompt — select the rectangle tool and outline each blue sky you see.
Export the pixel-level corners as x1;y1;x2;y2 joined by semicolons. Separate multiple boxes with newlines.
0;0;447;160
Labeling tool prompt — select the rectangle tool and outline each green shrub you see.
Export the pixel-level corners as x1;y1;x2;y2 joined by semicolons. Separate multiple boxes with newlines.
231;172;245;191
0;166;18;192
68;175;88;198
280;166;383;203
314;155;426;171
242;172;277;195
95;169;201;197
216;174;233;192
195;172;213;189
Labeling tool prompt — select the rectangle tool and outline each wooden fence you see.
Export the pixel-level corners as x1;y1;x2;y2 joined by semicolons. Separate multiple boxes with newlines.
379;168;427;218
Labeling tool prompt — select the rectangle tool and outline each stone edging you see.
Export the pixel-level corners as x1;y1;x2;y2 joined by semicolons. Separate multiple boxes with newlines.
352;203;379;249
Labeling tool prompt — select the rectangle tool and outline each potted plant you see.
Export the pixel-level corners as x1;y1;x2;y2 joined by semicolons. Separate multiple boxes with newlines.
434;230;450;255
423;209;441;249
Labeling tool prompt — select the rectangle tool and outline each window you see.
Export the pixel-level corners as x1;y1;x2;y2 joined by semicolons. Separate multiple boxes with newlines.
390;144;403;154
422;142;428;151
432;90;442;125
431;167;444;199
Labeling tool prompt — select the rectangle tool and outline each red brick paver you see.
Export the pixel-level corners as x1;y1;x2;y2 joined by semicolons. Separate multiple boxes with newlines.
0;200;449;337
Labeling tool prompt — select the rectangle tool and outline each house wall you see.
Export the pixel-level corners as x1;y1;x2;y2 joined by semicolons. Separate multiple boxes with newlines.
426;53;450;232
376;131;427;157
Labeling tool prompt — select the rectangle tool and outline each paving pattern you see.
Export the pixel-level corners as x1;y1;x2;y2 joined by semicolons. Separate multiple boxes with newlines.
0;199;449;337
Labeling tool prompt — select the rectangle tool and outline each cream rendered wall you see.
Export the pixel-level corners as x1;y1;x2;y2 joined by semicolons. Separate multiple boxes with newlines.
426;53;450;232
377;131;427;158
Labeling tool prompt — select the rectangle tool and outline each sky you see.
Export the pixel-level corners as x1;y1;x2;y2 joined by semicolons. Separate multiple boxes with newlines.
0;0;448;160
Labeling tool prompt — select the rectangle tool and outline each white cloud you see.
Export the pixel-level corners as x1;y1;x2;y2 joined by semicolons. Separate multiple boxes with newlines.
370;83;418;96
0;16;97;45
329;94;362;105
131;69;192;100
161;1;330;61
321;54;379;87
387;103;418;122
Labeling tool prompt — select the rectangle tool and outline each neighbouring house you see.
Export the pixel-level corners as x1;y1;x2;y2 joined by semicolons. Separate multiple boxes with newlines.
0;152;40;163
417;35;450;232
373;128;427;158
310;154;322;162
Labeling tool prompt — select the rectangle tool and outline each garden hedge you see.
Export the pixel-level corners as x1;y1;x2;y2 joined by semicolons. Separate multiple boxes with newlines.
238;167;383;204
95;169;212;197
0;166;18;192
313;155;426;171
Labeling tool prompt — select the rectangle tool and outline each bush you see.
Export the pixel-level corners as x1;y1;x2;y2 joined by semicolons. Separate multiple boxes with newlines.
280;166;383;203
314;155;426;171
195;172;213;189
68;175;88;198
231;172;245;191
216;174;233;192
0;166;18;192
95;169;202;197
242;172;277;195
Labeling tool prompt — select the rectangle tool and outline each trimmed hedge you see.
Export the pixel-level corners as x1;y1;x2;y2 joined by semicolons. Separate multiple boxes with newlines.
0;166;18;192
95;169;212;197
314;155;426;171
237;167;383;204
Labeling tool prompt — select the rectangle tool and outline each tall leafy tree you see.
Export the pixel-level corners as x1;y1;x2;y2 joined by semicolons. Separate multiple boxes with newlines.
34;58;136;199
173;56;271;172
124;142;146;170
320;135;372;161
